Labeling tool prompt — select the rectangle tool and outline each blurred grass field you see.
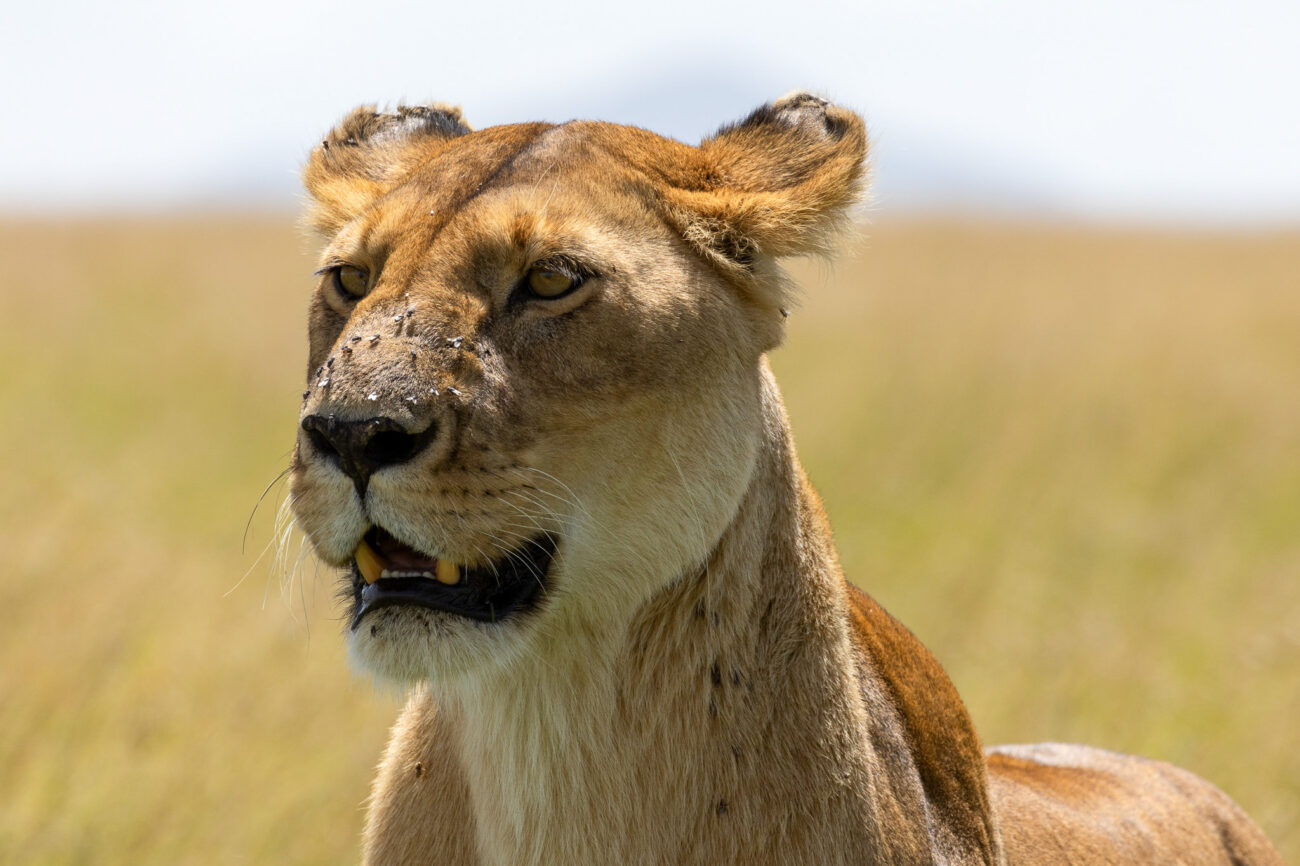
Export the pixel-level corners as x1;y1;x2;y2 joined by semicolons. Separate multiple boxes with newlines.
0;215;1295;864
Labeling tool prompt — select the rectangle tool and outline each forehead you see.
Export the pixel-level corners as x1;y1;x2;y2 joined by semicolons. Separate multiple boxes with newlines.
355;122;648;257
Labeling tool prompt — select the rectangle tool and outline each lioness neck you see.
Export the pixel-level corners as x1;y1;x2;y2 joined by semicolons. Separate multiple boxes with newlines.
426;366;992;866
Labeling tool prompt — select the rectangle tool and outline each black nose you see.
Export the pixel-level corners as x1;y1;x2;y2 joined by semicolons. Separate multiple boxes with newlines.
301;413;437;494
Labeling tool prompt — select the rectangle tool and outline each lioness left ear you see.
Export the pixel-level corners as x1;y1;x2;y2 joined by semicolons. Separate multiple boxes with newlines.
663;92;868;278
303;103;473;235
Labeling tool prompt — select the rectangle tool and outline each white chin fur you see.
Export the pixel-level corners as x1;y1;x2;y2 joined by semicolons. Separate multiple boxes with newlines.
345;604;535;686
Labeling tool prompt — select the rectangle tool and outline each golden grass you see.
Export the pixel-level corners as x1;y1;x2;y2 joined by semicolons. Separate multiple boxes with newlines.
1;216;1295;863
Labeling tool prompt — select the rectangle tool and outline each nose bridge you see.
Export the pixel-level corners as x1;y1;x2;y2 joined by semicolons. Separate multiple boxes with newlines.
318;328;427;409
308;286;479;408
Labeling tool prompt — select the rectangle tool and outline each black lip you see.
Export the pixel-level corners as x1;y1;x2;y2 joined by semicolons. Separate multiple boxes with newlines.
349;533;556;629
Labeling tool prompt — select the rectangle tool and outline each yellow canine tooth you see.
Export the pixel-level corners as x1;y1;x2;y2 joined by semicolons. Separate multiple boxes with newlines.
354;539;384;585
435;559;461;586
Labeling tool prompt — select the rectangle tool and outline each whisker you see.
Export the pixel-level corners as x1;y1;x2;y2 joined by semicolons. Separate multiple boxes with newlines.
243;457;294;554
226;529;280;598
268;493;304;609
491;497;557;537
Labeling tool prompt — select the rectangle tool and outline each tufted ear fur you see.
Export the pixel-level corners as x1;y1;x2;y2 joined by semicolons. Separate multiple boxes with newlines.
659;92;868;296
302;103;473;235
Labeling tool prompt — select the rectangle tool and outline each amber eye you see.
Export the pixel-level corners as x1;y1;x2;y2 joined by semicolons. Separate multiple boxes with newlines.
526;267;576;299
331;265;369;299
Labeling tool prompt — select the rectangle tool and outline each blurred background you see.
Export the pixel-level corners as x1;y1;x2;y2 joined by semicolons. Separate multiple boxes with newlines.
2;0;1296;863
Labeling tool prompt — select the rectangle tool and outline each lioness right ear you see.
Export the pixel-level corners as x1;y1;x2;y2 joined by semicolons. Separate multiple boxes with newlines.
303;103;473;235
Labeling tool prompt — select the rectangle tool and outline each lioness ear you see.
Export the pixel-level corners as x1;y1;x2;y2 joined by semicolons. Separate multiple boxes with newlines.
302;103;473;235
663;92;868;279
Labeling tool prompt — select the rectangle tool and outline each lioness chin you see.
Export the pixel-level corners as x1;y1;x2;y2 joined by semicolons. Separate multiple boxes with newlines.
288;93;1282;865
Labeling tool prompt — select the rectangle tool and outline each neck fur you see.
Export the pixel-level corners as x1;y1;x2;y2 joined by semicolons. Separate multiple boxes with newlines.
437;367;913;865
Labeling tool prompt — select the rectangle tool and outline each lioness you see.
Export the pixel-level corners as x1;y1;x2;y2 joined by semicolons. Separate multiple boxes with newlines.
289;93;1282;865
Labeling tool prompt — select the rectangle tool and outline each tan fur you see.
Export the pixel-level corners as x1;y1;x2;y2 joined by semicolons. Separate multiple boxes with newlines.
289;93;1283;865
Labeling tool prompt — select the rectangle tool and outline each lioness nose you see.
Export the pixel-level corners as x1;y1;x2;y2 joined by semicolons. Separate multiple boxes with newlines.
300;413;436;494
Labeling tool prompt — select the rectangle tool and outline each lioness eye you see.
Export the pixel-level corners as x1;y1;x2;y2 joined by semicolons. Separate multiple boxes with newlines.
332;265;369;299
526;268;576;299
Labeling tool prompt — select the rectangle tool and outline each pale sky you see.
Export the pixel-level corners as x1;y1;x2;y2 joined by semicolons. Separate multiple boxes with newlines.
2;0;1297;224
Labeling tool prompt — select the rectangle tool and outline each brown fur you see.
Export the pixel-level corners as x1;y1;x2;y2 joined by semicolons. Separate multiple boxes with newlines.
289;93;1283;865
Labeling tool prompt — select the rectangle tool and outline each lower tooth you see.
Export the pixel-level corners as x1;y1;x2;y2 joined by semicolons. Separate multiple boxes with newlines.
369;564;460;583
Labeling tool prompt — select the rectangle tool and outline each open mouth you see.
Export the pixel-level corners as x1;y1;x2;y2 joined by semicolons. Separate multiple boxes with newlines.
349;526;556;629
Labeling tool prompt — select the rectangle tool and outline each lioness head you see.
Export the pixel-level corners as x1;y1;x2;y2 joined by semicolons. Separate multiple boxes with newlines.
290;94;866;684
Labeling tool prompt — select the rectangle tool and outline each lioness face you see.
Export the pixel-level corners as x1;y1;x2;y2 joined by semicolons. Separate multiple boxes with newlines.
290;98;865;683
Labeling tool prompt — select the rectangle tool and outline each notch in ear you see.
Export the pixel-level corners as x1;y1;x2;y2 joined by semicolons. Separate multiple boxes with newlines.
302;103;473;235
662;92;868;285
